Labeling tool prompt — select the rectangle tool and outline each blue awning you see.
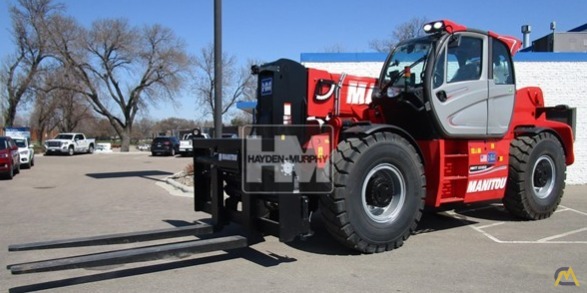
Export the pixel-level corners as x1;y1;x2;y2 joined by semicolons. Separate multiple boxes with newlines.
236;101;257;114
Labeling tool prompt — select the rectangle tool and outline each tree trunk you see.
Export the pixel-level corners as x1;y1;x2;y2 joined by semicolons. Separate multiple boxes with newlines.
36;126;45;146
4;102;18;127
120;126;131;152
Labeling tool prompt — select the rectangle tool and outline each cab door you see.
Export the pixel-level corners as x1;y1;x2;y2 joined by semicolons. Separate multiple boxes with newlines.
487;38;516;135
429;33;489;137
74;134;85;151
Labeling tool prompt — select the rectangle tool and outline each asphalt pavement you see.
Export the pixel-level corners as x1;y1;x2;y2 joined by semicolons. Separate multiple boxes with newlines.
1;153;585;292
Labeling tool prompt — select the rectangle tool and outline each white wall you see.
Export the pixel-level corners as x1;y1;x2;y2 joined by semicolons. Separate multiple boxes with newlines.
302;58;587;184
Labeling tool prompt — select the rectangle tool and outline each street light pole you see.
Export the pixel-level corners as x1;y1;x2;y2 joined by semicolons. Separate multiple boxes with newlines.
214;0;223;138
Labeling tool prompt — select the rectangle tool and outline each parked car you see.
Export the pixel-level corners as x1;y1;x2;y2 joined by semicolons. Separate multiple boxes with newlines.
151;136;180;156
137;144;151;151
222;133;238;138
0;136;21;179
12;137;34;168
44;133;96;156
178;132;210;156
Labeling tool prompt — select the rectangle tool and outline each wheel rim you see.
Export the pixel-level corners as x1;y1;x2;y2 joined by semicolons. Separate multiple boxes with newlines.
361;163;406;223
532;155;556;199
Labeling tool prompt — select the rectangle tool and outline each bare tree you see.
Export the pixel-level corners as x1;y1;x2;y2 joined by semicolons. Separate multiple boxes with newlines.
29;87;59;144
193;44;254;120
1;0;61;127
324;43;347;53
152;117;199;136
131;117;156;141
46;17;191;151
54;90;93;132
369;17;429;52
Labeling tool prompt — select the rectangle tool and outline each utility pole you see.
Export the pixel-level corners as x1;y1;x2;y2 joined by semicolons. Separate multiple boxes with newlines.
214;0;223;138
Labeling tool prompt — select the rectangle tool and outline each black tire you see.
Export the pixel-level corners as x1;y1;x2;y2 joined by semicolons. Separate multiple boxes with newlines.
503;132;566;220
14;162;20;174
170;148;176;156
68;146;74;156
88;144;94;154
151;152;157;157
320;132;425;253
31;157;34;167
6;164;14;179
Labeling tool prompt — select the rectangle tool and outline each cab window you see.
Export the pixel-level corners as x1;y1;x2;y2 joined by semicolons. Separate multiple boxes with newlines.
492;39;514;84
447;36;483;83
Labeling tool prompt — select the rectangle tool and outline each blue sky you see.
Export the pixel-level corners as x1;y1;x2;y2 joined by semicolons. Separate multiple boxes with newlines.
1;0;586;121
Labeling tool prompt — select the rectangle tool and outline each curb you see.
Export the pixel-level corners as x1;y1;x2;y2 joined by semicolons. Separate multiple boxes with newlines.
164;172;194;194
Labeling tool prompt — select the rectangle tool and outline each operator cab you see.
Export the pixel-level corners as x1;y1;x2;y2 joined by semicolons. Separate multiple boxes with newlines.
374;20;520;139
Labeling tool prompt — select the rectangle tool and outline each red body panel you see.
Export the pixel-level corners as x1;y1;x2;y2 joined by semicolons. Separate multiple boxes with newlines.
307;69;375;119
304;65;573;208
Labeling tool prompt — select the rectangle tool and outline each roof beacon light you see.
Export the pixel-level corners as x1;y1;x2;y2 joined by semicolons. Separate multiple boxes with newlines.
423;24;433;33
423;19;468;34
423;21;445;34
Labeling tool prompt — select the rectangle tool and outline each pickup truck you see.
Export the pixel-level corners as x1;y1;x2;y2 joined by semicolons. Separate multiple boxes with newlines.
44;133;96;156
178;132;210;156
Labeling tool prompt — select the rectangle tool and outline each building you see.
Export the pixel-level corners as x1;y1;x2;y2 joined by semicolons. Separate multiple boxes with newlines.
525;23;587;52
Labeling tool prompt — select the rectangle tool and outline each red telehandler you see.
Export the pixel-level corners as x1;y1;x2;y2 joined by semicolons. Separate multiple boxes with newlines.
7;20;575;276
190;19;575;253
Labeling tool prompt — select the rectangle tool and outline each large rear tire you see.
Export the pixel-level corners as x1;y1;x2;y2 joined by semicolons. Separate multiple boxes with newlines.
503;132;566;220
320;132;425;253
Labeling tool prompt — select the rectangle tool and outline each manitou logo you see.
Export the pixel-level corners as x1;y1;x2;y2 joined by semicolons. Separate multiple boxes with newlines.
466;177;507;193
346;81;375;105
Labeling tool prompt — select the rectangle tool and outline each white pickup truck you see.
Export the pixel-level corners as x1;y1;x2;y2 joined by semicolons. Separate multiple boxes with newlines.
44;133;96;156
179;132;210;156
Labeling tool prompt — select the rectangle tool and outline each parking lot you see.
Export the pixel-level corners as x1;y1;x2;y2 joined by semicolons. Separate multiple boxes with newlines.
1;153;585;292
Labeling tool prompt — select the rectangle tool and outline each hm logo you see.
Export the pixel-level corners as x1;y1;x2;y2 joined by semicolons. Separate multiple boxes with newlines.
554;267;580;287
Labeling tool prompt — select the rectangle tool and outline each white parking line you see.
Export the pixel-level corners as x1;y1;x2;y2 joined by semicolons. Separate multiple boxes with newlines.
536;227;587;242
446;206;587;244
475;222;505;230
559;205;587;216
554;207;571;213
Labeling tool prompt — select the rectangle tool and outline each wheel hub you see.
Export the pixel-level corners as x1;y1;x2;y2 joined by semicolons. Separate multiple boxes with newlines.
533;160;552;187
361;163;406;223
532;155;556;199
366;175;394;207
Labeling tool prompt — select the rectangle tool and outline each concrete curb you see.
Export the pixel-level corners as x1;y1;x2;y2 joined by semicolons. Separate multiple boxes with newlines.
164;171;194;195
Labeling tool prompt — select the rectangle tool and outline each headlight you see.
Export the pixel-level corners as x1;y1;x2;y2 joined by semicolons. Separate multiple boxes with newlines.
0;153;8;158
20;150;29;155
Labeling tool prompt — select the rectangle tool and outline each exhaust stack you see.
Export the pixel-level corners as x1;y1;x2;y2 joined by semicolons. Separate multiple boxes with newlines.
521;25;532;49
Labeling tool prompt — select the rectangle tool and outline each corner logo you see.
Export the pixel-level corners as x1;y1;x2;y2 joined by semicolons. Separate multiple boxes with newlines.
554;267;580;287
261;78;272;96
